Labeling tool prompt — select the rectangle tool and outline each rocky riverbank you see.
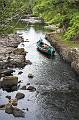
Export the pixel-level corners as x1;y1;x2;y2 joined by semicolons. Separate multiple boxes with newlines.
0;34;27;69
0;33;29;91
46;32;79;75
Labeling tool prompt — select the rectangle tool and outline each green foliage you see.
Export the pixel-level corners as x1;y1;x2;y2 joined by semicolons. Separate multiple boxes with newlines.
64;13;79;40
33;0;79;41
0;0;34;34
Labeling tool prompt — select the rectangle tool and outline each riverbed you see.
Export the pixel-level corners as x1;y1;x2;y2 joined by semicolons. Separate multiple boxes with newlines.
0;25;79;120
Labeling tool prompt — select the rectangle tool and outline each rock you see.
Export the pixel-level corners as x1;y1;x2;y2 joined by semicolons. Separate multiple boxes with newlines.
6;95;11;100
9;99;18;106
18;80;22;83
26;86;36;92
26;108;29;111
11;85;17;91
0;34;26;69
0;69;15;76
15;92;25;100
71;60;79;74
1;76;18;87
5;103;13;114
18;71;23;75
21;86;26;90
28;74;34;78
13;107;25;118
26;60;32;65
9;54;26;68
0;104;5;110
27;83;30;85
13;48;26;55
1;76;18;92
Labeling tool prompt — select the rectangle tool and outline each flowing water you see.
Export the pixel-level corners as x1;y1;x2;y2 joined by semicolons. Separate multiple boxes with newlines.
0;25;79;120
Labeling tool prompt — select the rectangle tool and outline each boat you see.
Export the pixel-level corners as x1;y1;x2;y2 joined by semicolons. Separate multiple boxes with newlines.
37;39;55;56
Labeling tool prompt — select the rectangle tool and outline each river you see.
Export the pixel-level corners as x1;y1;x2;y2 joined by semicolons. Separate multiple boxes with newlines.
0;25;79;120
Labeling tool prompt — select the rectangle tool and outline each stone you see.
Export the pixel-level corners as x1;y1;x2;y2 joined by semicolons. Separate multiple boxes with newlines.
18;80;22;83
5;103;13;114
28;73;34;78
6;95;11;100
21;86;26;90
13;48;26;55
13;107;25;118
26;60;32;65
11;85;17;91
0;69;15;76
15;92;25;100
1;76;18;87
8;54;26;68
71;60;79;74
26;86;36;92
9;99;18;106
27;83;30;85
18;71;23;75
0;104;5;110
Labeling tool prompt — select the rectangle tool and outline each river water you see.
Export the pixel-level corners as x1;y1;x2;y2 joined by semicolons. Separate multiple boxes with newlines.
0;25;79;120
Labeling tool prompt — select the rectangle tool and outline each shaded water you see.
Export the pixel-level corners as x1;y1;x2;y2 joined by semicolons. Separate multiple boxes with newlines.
0;26;79;120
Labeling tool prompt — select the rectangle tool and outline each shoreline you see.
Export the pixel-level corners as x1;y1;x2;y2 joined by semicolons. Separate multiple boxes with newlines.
45;32;79;75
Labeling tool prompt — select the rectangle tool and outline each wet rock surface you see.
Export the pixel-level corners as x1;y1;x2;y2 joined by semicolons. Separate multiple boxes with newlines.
0;69;14;77
15;92;25;100
26;86;36;92
12;107;25;118
5;103;25;117
5;103;13;114
1;76;18;91
28;73;34;78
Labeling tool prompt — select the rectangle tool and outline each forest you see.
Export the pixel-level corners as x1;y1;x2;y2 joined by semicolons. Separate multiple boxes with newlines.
0;0;79;41
33;0;79;41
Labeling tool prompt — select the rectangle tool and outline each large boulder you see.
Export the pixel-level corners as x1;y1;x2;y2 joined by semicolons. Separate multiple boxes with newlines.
1;76;18;91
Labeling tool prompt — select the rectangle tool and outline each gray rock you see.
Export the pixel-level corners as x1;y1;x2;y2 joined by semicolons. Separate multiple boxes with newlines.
6;95;11;100
0;104;5;110
21;86;26;90
0;69;14;76
13;107;25;117
11;85;17;91
27;83;30;85
15;92;25;100
26;60;32;65
5;103;13;114
26;86;36;92
28;73;34;78
18;71;23;75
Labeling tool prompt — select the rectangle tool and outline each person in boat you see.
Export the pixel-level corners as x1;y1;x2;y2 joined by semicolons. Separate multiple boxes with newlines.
39;38;48;48
42;44;48;48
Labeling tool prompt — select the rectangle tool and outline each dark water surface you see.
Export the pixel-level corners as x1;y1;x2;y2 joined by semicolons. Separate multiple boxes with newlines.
0;26;79;120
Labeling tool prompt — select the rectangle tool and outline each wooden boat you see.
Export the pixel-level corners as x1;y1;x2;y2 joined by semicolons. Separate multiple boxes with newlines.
37;39;55;56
